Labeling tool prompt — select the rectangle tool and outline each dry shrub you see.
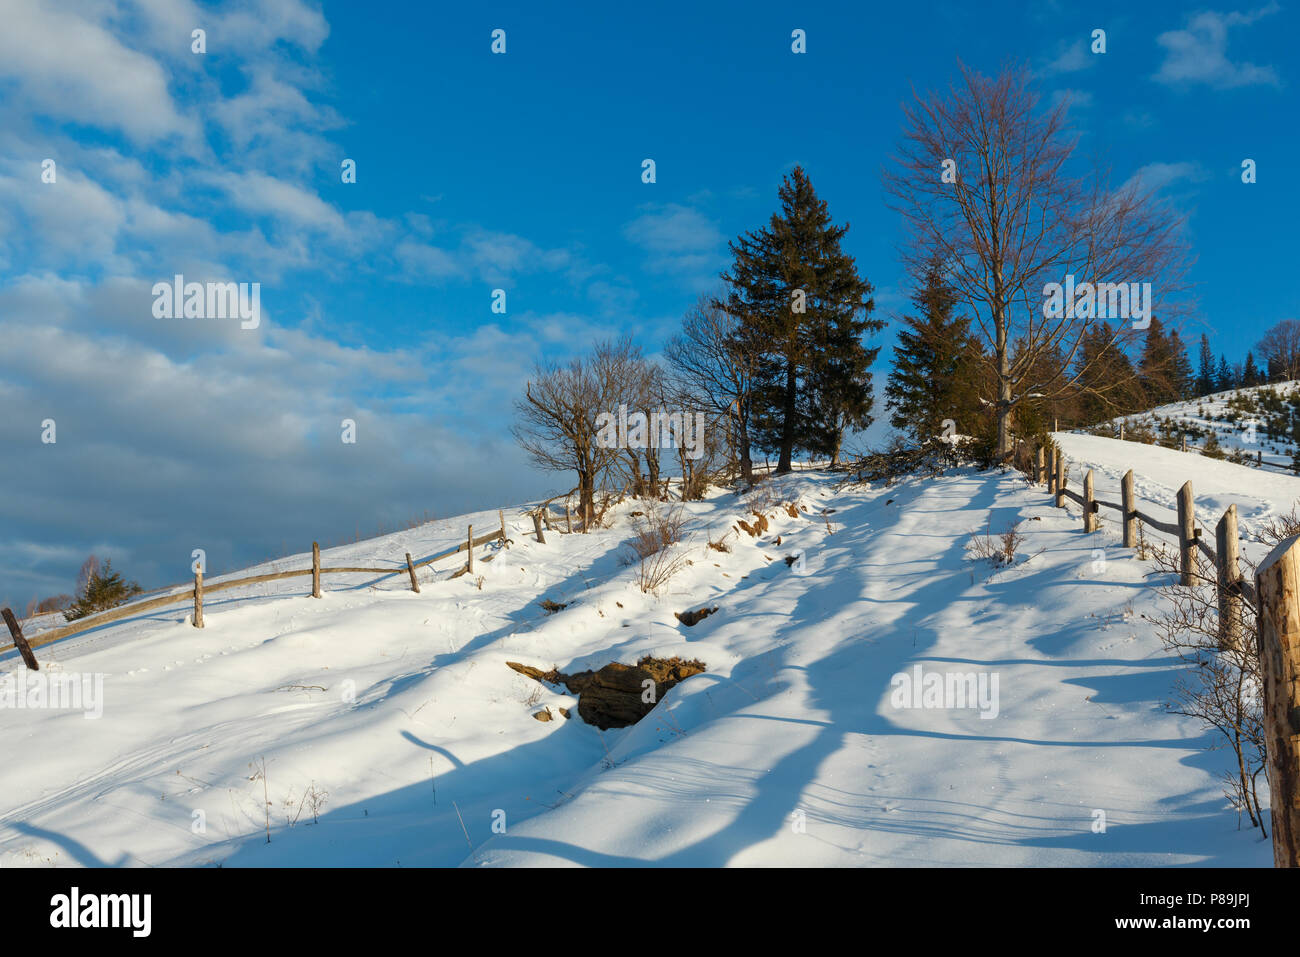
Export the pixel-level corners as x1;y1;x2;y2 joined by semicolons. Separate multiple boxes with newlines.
623;502;691;595
1258;502;1300;547
1146;541;1266;832
635;546;692;596
626;502;688;560
967;518;1025;567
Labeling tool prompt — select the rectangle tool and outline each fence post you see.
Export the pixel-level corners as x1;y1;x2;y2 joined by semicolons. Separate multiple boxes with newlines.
1122;469;1136;548
467;525;474;574
312;542;321;598
499;509;507;548
1182;434;1188;453
1035;446;1045;484
1216;505;1243;652
193;569;204;629
565;503;572;534
1054;455;1065;508
532;511;546;544
405;553;421;593
1047;447;1056;494
1177;481;1195;586
1120;421;1125;442
1083;469;1096;532
1;608;39;671
1254;534;1300;867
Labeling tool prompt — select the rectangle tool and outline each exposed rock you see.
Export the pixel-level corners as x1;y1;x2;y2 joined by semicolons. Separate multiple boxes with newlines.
675;606;718;627
506;656;706;730
533;708;553;722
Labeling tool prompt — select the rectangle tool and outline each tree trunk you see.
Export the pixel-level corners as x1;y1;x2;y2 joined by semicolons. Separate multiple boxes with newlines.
778;359;797;474
736;415;753;485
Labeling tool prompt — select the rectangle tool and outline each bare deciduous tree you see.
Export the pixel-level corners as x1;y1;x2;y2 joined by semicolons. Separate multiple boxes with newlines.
665;293;757;484
513;338;643;529
1256;319;1300;382
885;62;1193;458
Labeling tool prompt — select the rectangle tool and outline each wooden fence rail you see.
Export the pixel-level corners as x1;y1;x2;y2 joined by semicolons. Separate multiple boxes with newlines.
3;514;521;658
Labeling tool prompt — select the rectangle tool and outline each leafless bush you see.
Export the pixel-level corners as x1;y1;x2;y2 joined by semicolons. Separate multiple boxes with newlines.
967;518;1026;566
1258;502;1300;547
626;503;688;561
1146;542;1266;832
635;545;692;596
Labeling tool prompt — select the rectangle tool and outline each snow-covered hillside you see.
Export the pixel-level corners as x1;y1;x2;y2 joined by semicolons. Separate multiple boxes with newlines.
1107;380;1300;472
0;457;1278;867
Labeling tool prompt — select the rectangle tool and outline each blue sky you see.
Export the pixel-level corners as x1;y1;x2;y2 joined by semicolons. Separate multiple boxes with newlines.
0;0;1296;604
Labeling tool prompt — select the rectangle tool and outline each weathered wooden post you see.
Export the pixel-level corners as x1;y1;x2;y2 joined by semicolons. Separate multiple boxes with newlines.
1119;421;1125;442
311;542;321;598
499;509;507;548
1054;455;1066;508
1035;446;1045;484
1216;505;1242;652
1177;481;1195;585
565;503;572;534
1122;470;1136;548
1053;417;1058;433
1259;449;1264;467
1083;470;1096;532
193;568;204;629
405;553;421;593
1181;434;1188;453
1254;534;1300;867
1047;447;1056;494
532;511;546;544
1;608;39;671
467;525;474;574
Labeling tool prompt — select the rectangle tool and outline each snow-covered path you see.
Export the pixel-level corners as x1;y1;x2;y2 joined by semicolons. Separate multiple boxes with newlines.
0;466;1272;867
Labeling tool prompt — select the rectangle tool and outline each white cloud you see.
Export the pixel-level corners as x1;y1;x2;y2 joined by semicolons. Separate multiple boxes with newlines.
0;0;196;145
1154;3;1282;89
623;203;725;280
1121;161;1208;195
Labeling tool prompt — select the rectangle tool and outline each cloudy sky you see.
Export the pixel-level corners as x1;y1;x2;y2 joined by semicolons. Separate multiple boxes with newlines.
0;0;1294;605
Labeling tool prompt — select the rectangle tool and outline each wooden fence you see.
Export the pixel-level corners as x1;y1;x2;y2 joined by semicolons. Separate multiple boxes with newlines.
1;510;545;660
1035;441;1300;866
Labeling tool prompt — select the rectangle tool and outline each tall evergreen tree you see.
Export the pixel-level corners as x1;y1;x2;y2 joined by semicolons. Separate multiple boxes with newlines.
1073;322;1137;425
1215;354;1234;393
884;259;983;443
1196;334;1215;396
718;167;879;472
1137;316;1181;407
1169;330;1194;399
1243;351;1261;387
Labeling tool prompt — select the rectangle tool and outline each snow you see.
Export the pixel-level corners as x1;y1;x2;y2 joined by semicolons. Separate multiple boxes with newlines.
1053;432;1300;554
0;465;1274;867
1112;380;1300;472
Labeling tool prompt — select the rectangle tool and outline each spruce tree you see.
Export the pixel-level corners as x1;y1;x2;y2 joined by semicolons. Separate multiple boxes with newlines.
884;259;983;443
719;167;878;471
1074;322;1137;425
64;559;143;621
1169;331;1194;399
1215;354;1234;393
1196;334;1215;396
1243;351;1261;387
1137;317;1180;406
